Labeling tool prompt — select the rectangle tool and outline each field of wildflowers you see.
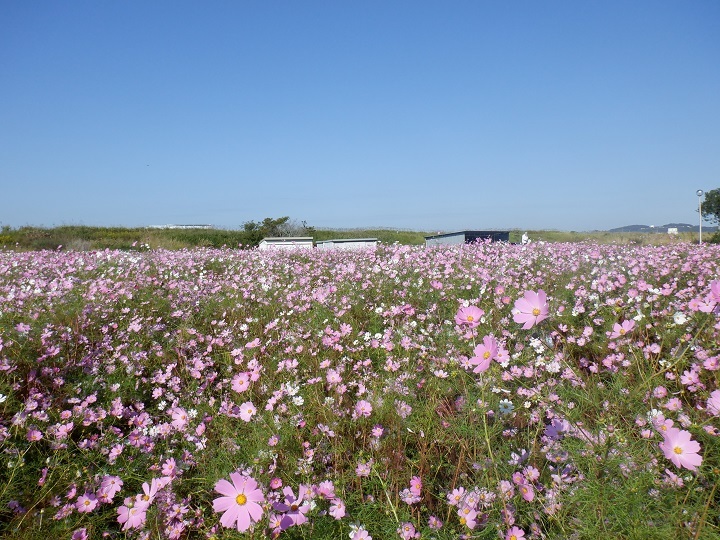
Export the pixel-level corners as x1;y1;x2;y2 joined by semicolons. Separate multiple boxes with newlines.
1;241;719;539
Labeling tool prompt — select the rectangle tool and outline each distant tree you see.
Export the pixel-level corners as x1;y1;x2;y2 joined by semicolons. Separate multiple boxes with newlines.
701;188;720;225
240;217;314;247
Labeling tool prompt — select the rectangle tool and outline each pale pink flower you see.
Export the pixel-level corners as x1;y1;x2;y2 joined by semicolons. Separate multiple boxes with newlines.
161;457;178;477
409;475;422;496
352;527;372;540
355;400;373;418
140;477;168;504
26;428;43;442
659;428;703;471
170;407;189;430
457;504;478;529
239;401;256;422
397;522;420;539
455;306;484;328
707;390;720;416
231;372;251;393
506;526;526;540
518;483;535;502
99;475;123;500
328;498;346;519
213;473;265;532
512;290;549;329
117;498;149;531
609;320;635;339
75;493;97;513
469;335;498;373
709;280;720;303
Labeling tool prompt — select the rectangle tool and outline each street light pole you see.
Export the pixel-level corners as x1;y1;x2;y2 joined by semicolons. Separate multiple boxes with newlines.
697;189;704;244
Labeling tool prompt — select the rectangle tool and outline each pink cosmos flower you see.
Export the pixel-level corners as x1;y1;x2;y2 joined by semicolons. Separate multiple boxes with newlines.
117;498;149;531
709;280;720;304
355;400;373;418
409;475;422;496
231;372;251;393
161;458;178;477
512;290;548;329
707;390;720;416
328;498;346;519
352;527;372;540
659;428;703;471
457;504;478;529
75;493;97;513
26;428;43;442
170;407;189;430
609;320;635;339
213;473;265;532
397;522;420;539
506;526;526;540
99;476;123;501
455;306;484;328
71;528;88;540
518;483;535;502
239;401;256;422
140;477;169;504
469;335;498;373
273;484;311;528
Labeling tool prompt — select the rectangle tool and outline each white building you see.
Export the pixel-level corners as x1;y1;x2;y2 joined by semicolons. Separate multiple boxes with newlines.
315;238;378;250
258;237;314;250
424;230;510;246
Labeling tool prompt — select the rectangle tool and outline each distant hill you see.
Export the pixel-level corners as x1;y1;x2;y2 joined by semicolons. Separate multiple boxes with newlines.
609;223;717;233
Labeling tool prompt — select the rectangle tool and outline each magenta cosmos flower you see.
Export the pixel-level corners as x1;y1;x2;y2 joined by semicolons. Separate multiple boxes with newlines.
213;473;265;532
659;428;703;471
455;306;484;328
512;290;548;329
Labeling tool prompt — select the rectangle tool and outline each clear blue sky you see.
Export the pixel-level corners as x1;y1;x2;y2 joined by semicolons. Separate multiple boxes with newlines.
1;1;718;232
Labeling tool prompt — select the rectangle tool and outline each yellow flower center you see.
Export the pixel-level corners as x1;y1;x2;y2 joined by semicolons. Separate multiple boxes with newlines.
619;329;626;335
142;494;150;501
674;446;683;455
510;536;518;540
532;308;540;316
459;517;467;525
235;493;247;505
467;316;474;322
483;351;491;359
84;500;91;506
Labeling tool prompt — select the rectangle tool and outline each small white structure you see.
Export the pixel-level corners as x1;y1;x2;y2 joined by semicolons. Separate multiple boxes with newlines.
315;238;378;250
258;237;314;251
425;230;510;246
521;232;530;244
667;227;678;235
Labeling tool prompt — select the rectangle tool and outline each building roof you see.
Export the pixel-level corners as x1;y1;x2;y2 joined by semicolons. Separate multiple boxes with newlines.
315;238;378;243
424;230;508;240
260;237;314;242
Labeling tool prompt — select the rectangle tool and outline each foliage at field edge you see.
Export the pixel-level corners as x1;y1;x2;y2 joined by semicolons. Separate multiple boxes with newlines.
0;241;719;539
0;223;713;252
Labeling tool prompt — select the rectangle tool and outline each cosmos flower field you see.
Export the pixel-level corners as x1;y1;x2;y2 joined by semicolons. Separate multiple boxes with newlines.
1;241;719;539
